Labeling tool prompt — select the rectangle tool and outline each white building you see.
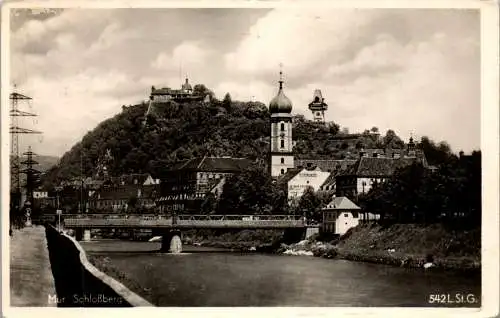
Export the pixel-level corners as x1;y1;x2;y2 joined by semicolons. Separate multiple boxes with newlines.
321;196;361;235
33;191;48;199
143;174;160;185
287;167;331;200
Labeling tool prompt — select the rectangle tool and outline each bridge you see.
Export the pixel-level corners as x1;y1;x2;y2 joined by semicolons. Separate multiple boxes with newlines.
61;214;309;229
44;214;319;252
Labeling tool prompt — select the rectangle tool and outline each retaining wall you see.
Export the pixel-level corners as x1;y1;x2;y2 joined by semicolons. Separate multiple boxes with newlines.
45;224;153;307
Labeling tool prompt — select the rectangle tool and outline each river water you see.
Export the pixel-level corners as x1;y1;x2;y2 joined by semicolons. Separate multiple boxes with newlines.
81;240;481;307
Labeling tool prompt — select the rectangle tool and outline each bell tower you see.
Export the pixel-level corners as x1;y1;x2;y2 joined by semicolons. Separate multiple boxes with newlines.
269;68;294;177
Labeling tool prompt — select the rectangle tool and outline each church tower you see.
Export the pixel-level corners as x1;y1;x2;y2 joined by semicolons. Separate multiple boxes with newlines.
269;70;294;177
407;135;416;157
308;89;328;123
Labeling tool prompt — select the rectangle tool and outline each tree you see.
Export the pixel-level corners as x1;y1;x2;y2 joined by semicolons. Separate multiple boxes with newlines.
418;136;454;166
193;84;216;100
222;93;232;111
327;122;340;135
200;192;217;214
127;196;138;213
358;150;481;228
382;129;405;149
296;186;322;222
370;126;379;133
217;164;289;215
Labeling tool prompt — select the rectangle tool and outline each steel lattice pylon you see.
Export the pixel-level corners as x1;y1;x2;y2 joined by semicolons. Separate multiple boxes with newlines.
20;146;41;205
10;88;41;209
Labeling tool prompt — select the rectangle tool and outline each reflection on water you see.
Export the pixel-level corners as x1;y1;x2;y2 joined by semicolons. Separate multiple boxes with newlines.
82;240;481;307
169;235;182;254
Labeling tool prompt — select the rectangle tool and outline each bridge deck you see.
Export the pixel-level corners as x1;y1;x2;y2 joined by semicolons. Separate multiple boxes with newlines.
61;215;315;229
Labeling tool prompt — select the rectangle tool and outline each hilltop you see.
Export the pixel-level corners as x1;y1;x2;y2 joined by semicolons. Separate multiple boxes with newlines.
40;86;450;188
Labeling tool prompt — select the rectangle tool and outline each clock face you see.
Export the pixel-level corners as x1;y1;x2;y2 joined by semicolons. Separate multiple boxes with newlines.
280;133;285;138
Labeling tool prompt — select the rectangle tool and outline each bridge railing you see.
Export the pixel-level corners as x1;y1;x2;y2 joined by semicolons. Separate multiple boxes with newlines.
175;215;304;221
52;213;316;228
47;214;305;221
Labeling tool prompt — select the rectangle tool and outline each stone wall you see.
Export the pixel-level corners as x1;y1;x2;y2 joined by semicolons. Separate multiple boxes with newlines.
45;225;152;307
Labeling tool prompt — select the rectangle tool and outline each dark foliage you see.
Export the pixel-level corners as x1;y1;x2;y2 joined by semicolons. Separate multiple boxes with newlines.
357;151;481;228
42;89;403;188
217;163;287;215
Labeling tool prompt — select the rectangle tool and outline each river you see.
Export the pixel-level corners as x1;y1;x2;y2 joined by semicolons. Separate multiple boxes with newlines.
81;240;481;307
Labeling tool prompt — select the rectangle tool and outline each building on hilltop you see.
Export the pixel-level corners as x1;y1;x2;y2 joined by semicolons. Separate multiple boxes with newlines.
158;157;253;213
269;70;294;177
150;77;203;103
308;89;328;123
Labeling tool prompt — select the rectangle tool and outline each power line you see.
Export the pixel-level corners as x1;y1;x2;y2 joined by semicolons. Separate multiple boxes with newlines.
10;85;42;210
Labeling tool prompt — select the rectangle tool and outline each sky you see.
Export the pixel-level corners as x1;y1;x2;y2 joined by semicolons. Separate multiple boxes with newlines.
9;7;480;157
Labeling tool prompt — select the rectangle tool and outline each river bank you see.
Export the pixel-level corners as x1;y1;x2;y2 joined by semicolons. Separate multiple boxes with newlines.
281;223;481;272
180;223;480;272
180;229;284;252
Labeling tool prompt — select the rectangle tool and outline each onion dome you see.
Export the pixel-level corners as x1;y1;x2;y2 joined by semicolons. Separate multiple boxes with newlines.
269;72;292;114
182;77;192;91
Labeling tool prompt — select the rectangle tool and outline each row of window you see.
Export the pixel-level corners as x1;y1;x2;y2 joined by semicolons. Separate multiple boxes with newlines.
324;213;349;220
199;172;225;179
97;200;126;207
165;204;185;211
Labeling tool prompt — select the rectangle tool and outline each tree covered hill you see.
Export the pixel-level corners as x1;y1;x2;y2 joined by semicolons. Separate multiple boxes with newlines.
41;87;455;188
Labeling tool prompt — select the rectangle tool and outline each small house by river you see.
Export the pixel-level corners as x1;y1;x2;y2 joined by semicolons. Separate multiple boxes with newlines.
321;196;360;235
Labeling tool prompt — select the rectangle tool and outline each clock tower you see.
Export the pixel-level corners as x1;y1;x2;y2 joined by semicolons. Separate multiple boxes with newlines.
269;70;294;177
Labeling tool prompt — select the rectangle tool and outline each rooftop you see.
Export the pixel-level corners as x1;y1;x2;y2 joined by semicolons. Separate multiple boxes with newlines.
295;159;357;174
276;168;302;186
169;157;253;173
323;196;360;210
93;184;158;200
342;156;421;177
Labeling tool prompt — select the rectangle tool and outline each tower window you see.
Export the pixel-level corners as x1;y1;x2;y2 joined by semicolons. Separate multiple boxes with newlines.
280;139;285;148
280;169;285;175
280;123;285;131
280;158;285;164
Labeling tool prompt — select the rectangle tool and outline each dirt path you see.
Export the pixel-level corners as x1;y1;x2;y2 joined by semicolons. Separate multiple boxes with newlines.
10;226;56;307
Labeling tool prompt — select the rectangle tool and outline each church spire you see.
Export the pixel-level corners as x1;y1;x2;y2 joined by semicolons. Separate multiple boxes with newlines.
269;64;292;114
279;63;284;90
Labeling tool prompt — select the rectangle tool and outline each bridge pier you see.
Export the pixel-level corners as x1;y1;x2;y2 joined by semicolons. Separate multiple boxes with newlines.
75;228;83;241
305;227;319;239
283;228;307;244
83;229;91;241
160;230;182;253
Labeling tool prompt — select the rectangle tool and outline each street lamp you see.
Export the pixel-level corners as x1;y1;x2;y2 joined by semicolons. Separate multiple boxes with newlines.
56;209;62;232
